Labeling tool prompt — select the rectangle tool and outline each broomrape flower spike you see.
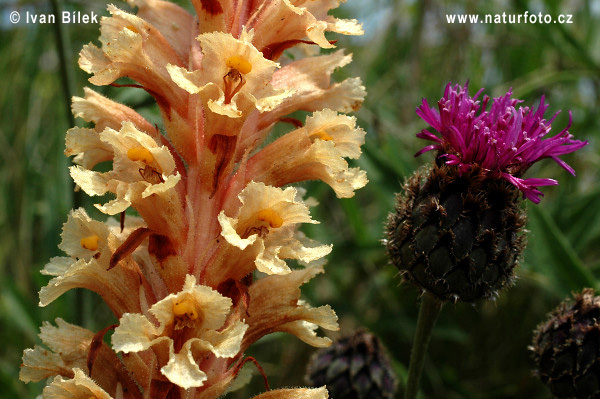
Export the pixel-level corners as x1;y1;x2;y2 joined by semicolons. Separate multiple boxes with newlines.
22;0;366;398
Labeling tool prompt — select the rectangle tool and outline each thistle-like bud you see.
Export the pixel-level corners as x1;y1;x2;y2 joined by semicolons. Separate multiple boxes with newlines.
386;83;587;302
305;330;397;399
387;163;526;302
531;289;600;399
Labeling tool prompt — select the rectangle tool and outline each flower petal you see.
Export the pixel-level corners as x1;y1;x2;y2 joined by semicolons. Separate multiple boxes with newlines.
243;263;338;351
112;313;160;353
72;87;155;136
42;368;114;399
160;339;208;389
79;5;186;114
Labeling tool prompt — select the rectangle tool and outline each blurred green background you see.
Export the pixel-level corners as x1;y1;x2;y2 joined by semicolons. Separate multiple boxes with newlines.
1;0;598;398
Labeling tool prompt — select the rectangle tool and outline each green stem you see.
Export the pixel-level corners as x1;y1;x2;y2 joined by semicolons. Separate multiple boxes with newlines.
404;292;443;399
50;0;75;129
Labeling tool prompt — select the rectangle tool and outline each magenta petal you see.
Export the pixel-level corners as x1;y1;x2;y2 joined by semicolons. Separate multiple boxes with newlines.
520;177;559;187
550;155;576;176
523;189;544;204
416;99;442;131
501;173;559;203
414;144;440;157
416;130;443;143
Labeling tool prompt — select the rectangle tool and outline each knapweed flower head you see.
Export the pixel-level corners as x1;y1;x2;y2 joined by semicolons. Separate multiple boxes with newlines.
386;83;587;302
531;289;600;399
21;0;367;398
415;82;588;203
306;330;398;398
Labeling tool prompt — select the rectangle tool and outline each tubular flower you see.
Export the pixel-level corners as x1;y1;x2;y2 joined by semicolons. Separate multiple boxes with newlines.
111;275;248;389
22;0;365;397
215;181;332;280
167;29;292;118
386;83;587;302
39;208;149;317
246;110;367;198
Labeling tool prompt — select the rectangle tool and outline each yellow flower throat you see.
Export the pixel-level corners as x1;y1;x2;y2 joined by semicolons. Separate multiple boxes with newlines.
80;235;100;251
173;298;199;320
257;209;283;228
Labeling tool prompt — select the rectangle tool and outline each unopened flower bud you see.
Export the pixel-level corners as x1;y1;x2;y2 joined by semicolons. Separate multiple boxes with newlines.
386;163;527;302
531;289;600;399
306;330;397;399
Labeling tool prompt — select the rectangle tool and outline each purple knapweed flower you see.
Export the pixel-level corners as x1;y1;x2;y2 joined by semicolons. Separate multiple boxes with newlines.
415;83;588;203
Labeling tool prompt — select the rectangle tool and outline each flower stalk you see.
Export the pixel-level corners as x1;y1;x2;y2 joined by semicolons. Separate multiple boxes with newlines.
404;292;442;399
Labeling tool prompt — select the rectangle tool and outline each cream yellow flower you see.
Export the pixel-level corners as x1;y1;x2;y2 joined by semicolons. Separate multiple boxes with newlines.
42;370;328;399
112;275;248;389
249;139;366;198
79;5;187;115
126;0;197;63
304;109;366;159
189;0;362;59
246;110;367;198
40;208;147;317
252;387;329;399
168;29;292;118
20;319;93;383
67;122;183;236
215;182;331;280
71;87;156;137
242;262;339;352
24;0;366;396
239;0;363;59
267;50;366;121
21;320;140;399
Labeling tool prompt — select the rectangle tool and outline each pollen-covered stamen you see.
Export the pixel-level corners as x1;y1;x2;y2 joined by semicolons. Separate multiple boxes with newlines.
173;298;199;320
127;147;165;183
172;297;202;330
80;235;100;251
309;130;334;142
